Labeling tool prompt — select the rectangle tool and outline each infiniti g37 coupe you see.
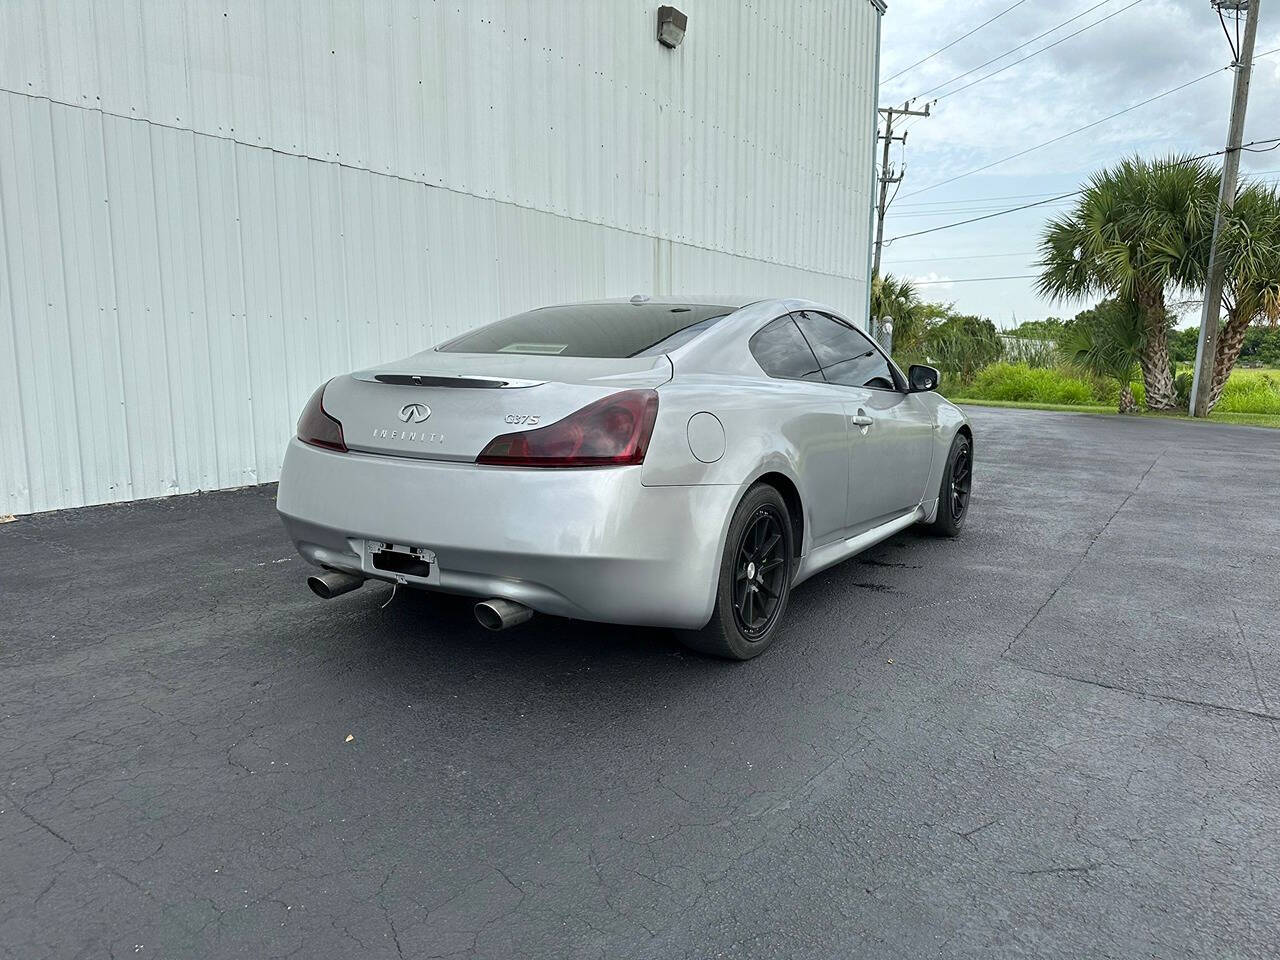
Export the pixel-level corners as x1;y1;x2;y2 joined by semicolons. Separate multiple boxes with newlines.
276;297;973;659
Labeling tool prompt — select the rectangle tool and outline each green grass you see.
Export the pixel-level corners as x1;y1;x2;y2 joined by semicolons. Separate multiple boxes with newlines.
951;398;1280;429
949;398;1115;414
944;362;1280;417
1148;409;1280;429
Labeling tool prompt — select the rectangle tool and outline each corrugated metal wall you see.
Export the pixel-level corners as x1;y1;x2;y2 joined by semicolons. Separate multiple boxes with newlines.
0;0;881;514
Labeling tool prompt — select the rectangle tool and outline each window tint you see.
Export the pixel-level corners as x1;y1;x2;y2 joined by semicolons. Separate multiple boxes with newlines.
749;316;825;381
632;315;720;356
438;302;734;358
794;311;897;390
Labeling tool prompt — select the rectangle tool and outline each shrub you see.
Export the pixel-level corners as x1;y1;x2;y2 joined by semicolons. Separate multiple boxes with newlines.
960;363;1097;405
1058;298;1146;412
1093;378;1121;406
1174;370;1194;409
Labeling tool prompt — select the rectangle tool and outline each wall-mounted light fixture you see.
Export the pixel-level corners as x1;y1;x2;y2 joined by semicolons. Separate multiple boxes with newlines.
657;6;687;49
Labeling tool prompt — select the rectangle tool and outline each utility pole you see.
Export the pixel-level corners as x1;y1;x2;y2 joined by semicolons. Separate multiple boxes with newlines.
872;101;930;280
1190;0;1261;418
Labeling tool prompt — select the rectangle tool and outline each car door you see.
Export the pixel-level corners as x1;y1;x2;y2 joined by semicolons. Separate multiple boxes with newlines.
792;311;935;531
746;315;850;549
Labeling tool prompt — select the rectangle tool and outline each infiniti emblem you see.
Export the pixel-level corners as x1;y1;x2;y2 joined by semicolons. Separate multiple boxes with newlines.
399;402;431;424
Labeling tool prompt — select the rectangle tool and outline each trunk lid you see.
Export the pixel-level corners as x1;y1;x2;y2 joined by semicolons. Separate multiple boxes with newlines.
325;350;672;462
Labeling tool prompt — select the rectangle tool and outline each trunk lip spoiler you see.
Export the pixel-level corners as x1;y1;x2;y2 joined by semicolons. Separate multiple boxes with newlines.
349;372;546;389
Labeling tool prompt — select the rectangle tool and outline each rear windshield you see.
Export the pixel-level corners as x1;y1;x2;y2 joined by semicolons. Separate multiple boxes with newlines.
437;302;735;358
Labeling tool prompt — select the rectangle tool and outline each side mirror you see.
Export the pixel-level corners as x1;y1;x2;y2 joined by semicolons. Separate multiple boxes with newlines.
908;364;940;393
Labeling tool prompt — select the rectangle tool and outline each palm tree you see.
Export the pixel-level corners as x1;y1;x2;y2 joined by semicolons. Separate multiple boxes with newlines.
1037;156;1218;410
1059;298;1146;414
1207;183;1280;408
870;273;927;354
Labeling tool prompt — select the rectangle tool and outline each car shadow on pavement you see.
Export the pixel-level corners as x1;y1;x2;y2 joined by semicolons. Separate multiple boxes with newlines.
307;531;934;690
324;581;721;684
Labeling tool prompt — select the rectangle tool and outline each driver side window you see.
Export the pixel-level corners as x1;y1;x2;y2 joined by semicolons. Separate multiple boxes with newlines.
793;311;897;391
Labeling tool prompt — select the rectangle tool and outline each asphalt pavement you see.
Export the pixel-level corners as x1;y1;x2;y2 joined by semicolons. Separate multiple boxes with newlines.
3;406;1279;959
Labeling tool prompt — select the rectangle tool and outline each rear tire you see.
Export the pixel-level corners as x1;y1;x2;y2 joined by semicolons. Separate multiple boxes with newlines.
679;484;794;660
926;432;972;537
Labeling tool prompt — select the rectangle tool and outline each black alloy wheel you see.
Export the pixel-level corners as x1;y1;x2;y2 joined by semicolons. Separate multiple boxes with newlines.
681;483;794;660
927;432;972;537
949;443;972;522
732;505;788;639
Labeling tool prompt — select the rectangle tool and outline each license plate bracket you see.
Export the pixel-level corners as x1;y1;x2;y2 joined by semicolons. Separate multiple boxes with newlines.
362;541;440;585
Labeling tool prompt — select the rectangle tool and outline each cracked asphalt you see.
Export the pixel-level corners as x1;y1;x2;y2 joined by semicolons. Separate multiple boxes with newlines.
3;406;1280;959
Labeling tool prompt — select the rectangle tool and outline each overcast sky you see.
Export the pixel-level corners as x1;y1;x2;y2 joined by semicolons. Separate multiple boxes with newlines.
875;0;1280;329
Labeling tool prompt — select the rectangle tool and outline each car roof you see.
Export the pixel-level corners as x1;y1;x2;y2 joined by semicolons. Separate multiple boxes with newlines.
524;295;852;315
541;294;761;310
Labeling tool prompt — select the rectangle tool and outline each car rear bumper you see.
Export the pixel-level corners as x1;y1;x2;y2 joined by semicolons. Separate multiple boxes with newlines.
276;439;740;628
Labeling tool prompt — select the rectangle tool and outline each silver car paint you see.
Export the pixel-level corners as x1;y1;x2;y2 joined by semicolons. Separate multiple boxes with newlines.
276;297;971;628
277;441;739;627
332;353;674;462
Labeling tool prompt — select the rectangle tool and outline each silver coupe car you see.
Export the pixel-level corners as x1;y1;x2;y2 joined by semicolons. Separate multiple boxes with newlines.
276;296;972;659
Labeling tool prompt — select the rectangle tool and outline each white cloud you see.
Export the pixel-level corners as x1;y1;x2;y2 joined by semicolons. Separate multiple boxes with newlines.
875;0;1280;319
909;272;955;291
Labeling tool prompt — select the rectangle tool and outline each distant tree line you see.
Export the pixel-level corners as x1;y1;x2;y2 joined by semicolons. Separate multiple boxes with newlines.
1006;313;1280;367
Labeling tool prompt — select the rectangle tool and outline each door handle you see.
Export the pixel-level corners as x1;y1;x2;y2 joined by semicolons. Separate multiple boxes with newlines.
851;410;874;435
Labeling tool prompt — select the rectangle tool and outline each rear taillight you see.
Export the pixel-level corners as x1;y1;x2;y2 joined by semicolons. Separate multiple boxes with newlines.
297;380;347;452
476;389;659;467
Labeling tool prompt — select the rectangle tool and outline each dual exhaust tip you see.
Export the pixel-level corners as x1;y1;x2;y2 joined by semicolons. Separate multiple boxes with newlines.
472;597;534;631
307;570;532;631
307;570;366;600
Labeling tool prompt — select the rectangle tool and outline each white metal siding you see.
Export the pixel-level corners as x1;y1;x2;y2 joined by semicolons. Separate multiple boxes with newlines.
0;0;880;514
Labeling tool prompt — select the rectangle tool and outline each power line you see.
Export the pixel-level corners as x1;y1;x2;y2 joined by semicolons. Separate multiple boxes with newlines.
913;274;1040;285
911;0;1131;102
886;174;1280;260
1217;1;1241;62
893;190;1085;208
900;64;1231;200
896;47;1280;194
885;250;1037;264
889;200;1075;219
894;171;1280;210
884;176;1280;265
886;191;1084;243
884;136;1280;244
926;0;1149;103
881;0;1032;85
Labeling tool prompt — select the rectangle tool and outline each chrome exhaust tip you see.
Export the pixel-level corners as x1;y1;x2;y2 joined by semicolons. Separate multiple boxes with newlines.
307;570;366;600
474;598;534;631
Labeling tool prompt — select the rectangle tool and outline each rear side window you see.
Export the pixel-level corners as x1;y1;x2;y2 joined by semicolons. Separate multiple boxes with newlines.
749;317;825;382
794;311;897;391
437;302;734;358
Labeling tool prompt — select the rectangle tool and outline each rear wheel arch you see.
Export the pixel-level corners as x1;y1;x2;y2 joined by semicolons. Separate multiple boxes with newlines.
681;481;796;659
753;471;805;560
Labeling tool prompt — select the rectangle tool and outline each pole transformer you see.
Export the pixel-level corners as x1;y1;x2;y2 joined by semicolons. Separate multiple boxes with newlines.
872;102;930;280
